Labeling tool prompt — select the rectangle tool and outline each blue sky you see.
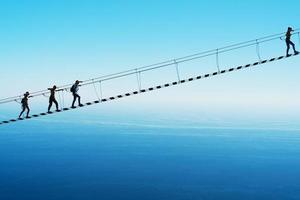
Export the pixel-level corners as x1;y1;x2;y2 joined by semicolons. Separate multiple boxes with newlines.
0;0;300;127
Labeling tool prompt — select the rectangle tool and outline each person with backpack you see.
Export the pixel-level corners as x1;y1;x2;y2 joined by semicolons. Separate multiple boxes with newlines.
286;27;299;56
18;92;31;119
71;80;83;108
47;85;63;112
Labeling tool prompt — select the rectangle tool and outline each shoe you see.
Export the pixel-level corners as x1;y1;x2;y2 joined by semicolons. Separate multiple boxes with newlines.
79;104;84;107
56;109;61;112
295;51;299;54
71;106;76;108
287;54;291;57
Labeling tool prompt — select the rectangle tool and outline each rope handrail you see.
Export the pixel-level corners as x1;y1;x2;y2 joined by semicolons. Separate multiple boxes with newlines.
0;29;299;104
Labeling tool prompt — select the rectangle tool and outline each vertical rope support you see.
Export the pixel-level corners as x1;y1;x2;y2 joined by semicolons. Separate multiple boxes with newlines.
139;72;142;90
64;89;69;108
92;79;100;100
62;90;66;108
256;39;262;62
42;93;50;110
174;60;181;82
15;99;24;118
99;81;103;101
135;69;142;91
216;49;220;73
61;90;65;109
57;91;62;110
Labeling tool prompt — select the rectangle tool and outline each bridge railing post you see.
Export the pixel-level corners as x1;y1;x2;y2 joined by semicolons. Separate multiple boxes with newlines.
99;81;103;101
58;90;65;109
256;39;262;62
92;79;101;101
216;49;220;73
174;59;181;82
135;69;142;91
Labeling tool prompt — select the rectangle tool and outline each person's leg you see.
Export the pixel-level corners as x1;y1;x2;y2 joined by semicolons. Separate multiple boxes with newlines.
54;99;59;110
77;94;82;106
286;40;291;55
26;105;30;118
72;93;77;107
290;41;298;53
19;106;25;118
48;99;53;112
290;41;296;52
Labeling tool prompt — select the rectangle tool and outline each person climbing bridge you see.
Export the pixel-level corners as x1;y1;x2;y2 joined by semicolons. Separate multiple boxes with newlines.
71;80;83;108
286;27;299;56
47;85;63;112
18;92;31;119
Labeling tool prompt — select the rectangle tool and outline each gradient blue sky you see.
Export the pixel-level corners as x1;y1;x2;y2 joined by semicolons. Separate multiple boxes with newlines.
0;0;300;127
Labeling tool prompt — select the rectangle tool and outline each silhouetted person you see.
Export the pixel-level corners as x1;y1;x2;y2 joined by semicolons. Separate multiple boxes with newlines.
48;85;63;112
71;80;83;108
286;27;299;56
19;92;31;118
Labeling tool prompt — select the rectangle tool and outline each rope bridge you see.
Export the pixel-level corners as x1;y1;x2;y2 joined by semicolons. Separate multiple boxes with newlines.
0;29;299;125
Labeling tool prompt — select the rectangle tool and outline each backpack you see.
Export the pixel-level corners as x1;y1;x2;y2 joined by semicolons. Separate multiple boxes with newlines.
70;85;76;93
21;97;27;105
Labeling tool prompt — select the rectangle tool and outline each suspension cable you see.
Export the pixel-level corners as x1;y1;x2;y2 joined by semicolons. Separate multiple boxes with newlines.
1;29;300;104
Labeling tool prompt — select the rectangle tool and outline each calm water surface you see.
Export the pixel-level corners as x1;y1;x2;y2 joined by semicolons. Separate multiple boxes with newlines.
0;122;300;200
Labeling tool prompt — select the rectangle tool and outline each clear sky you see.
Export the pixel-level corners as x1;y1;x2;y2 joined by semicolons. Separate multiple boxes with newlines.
0;0;300;127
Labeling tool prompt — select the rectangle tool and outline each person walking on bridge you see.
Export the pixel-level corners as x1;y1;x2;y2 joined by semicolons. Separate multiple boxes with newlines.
286;27;299;56
71;80;83;108
18;92;31;119
48;85;63;112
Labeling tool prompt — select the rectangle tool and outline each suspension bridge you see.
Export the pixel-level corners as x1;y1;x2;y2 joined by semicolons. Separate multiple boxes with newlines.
0;29;299;125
